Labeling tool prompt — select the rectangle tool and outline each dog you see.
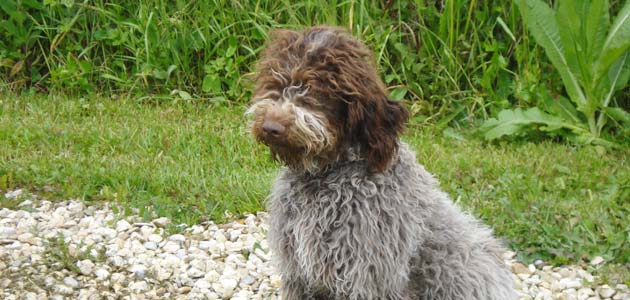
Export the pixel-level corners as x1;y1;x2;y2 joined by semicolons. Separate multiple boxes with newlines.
247;26;517;300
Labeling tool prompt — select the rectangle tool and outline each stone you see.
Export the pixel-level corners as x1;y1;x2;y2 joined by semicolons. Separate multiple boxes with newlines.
590;256;604;266
77;259;95;275
162;241;180;253
144;241;158;250
23;292;38;300
148;234;163;243
95;268;110;280
63;276;80;289
153;217;171;227
188;267;205;278
218;278;238;299
564;279;583;289
0;227;17;238
598;286;616;298
17;232;35;244
115;220;132;232
129;281;148;293
241;275;256;286
55;284;74;295
4;189;23;199
512;263;531;275
129;264;146;280
110;272;126;284
194;279;212;290
140;225;155;237
577;287;595;300
169;234;186;242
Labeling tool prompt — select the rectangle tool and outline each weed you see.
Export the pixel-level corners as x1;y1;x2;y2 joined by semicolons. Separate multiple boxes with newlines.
44;233;105;274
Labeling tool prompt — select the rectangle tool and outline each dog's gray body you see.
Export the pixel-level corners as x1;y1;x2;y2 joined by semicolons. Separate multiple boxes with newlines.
268;143;517;300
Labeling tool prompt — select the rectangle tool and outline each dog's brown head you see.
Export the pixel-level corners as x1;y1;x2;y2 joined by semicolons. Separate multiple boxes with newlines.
247;26;408;173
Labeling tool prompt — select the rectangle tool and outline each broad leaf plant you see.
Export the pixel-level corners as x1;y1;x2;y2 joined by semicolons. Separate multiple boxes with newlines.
482;0;630;146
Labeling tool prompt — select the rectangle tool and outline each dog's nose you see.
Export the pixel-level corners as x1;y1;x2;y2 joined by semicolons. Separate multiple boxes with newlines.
262;120;286;137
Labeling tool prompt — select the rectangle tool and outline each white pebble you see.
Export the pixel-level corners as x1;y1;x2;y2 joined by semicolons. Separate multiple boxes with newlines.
144;241;158;250
153;217;170;227
129;264;146;279
76;259;94;275
63;277;80;289
0;199;623;300
162;241;180;253
4;189;23;199
590;256;605;266
95;268;110;280
148;233;163;243
129;281;148;292
169;234;186;242
115;220;132;232
599;285;616;298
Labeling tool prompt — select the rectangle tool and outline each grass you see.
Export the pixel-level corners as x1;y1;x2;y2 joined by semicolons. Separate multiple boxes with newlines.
44;233;106;274
0;95;276;224
1;0;587;121
0;95;629;273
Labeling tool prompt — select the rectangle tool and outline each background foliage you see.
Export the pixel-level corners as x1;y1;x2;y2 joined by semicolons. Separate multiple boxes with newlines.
1;0;627;127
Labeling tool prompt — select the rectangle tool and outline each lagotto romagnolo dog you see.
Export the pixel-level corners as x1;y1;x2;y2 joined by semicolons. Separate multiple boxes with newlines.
246;26;517;300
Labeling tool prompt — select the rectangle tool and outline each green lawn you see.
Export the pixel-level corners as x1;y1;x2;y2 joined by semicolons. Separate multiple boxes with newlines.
0;95;628;272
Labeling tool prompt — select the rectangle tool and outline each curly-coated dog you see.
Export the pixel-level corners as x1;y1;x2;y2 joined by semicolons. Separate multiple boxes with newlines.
247;26;517;300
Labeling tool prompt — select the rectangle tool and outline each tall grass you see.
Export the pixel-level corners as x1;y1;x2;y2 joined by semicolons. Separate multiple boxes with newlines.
3;0;609;122
2;0;628;124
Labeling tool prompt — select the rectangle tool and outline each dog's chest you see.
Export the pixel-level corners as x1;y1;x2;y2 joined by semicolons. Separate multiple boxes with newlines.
272;172;386;285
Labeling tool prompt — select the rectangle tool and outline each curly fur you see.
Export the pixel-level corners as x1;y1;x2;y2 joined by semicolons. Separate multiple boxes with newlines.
249;26;517;300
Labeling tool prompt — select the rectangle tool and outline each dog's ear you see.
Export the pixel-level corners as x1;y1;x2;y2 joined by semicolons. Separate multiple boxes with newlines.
348;97;409;172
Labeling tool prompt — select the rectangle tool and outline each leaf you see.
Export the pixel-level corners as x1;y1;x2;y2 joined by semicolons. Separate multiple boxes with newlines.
202;74;221;93
177;90;192;101
517;0;587;108
601;51;630;108
226;36;237;58
101;74;125;83
10;60;24;77
21;0;44;9
389;87;408;101
436;105;466;129
496;16;516;42
0;59;14;68
604;107;630;126
0;0;24;23
594;0;630;79
152;69;168;80
480;107;584;140
557;0;587;82
442;127;467;142
541;92;581;124
585;0;609;62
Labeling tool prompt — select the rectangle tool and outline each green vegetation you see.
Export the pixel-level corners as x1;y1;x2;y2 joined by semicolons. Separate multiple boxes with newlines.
0;95;275;224
1;96;628;267
482;0;630;146
45;233;106;274
2;1;627;129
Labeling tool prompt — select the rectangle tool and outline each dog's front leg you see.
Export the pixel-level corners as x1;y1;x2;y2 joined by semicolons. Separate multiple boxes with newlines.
280;276;310;300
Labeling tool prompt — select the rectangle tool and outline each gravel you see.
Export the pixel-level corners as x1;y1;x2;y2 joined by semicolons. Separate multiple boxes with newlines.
0;191;628;300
